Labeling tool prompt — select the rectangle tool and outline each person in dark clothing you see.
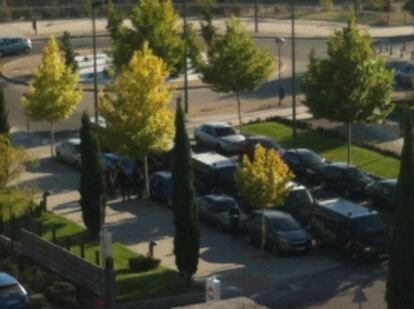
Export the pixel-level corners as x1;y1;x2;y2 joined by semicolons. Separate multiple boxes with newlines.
135;165;144;199
229;206;240;239
105;167;117;199
117;164;130;202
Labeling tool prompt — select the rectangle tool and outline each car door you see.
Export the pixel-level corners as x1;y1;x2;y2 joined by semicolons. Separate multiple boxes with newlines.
206;126;218;147
6;38;20;54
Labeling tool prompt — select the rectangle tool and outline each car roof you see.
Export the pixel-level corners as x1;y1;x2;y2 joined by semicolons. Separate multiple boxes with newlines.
327;162;355;169
0;36;26;40
153;171;171;179
378;178;397;185
200;122;231;128
318;198;378;219
252;209;293;220
286;148;316;155
66;138;81;145
203;194;235;202
0;272;18;286
192;152;236;168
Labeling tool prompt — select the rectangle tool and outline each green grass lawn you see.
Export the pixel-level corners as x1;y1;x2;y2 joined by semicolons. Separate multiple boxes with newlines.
8;212;196;302
243;121;400;179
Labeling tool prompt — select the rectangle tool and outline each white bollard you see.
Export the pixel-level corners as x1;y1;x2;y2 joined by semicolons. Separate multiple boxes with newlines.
100;228;113;264
206;276;221;302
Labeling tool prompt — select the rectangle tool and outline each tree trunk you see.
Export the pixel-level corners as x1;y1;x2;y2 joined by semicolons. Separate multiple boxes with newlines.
50;121;55;157
144;155;149;199
236;91;242;131
260;209;266;252
347;122;352;165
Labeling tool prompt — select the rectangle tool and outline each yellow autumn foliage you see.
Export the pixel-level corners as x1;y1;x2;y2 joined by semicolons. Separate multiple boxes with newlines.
235;144;294;210
99;43;174;157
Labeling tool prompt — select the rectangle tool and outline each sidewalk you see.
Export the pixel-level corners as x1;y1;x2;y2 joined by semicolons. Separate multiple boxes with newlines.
1;17;413;41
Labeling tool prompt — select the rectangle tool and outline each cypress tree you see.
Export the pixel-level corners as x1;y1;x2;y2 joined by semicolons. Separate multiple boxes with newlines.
0;86;9;135
79;112;104;237
61;31;78;72
172;99;199;284
386;106;414;308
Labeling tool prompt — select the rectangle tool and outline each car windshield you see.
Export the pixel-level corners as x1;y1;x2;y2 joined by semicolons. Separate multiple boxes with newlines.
354;215;387;235
285;189;313;208
212;200;235;213
216;127;236;137
0;284;21;297
271;216;301;231
345;167;366;180
299;151;323;165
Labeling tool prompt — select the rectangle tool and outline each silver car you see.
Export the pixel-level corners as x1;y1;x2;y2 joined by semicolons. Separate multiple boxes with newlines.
194;122;245;153
56;138;81;168
0;36;32;57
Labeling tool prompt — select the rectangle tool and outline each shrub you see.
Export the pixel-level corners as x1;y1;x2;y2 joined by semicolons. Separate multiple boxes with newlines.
128;255;160;272
45;281;78;308
27;294;50;309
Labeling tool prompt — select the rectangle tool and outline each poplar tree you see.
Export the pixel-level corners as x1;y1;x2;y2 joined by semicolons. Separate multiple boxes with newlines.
61;31;78;72
22;36;82;156
302;15;394;164
100;44;174;198
79;112;104;237
201;18;274;129
0;86;10;135
172;99;199;284
386;107;414;309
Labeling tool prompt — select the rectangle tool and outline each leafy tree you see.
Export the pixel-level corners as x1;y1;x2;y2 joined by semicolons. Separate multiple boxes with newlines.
235;145;294;251
61;31;78;72
201;18;274;128
0;135;31;190
172;99;199;285
108;0;196;76
386;106;414;309
22;36;83;156
302;15;394;164
403;0;414;15
79;112;104;237
183;23;204;72
197;0;217;48
0;86;10;135
100;44;174;198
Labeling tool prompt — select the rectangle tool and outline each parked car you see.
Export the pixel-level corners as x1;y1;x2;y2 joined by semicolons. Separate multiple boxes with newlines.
244;210;312;255
192;152;238;197
0;36;32;58
279;182;315;227
0;272;28;309
196;194;247;232
282;148;327;184
194;122;245;153
238;135;284;161
366;179;397;211
320;162;375;198
150;171;172;206
101;152;120;170
395;63;414;88
311;198;390;260
56;138;81;168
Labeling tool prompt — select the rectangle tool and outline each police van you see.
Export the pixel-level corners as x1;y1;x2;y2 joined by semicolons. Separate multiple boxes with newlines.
311;198;390;260
192;152;238;197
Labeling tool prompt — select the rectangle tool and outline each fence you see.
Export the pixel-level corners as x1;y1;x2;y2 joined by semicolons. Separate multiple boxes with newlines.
0;229;116;308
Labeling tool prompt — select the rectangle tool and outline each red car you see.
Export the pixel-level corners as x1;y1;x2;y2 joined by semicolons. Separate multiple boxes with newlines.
238;135;284;161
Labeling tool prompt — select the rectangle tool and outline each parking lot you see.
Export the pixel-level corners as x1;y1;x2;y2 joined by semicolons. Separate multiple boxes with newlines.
15;128;392;308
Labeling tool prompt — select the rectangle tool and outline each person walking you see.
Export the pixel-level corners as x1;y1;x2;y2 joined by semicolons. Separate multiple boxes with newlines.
117;164;130;202
229;205;240;239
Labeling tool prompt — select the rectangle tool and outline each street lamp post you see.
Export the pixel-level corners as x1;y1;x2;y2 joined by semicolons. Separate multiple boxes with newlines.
92;1;103;124
275;37;285;106
291;0;297;147
183;0;189;114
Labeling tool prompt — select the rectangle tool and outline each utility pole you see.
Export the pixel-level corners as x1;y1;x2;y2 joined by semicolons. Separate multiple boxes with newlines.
291;0;297;147
255;0;259;33
92;1;103;124
183;0;189;114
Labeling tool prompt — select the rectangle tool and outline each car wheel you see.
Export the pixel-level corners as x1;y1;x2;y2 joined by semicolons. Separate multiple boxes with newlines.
23;47;30;54
271;243;279;256
0;51;4;58
245;232;253;245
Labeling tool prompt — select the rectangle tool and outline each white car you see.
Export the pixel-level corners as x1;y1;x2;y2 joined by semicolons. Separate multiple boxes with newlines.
194;122;245;153
55;138;81;168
